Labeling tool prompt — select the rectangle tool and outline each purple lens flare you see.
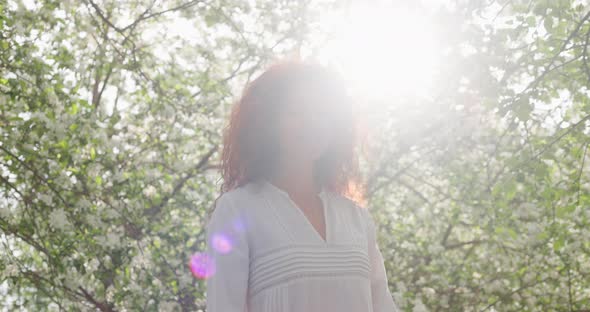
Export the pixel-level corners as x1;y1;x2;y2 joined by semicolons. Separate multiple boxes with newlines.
189;252;215;279
211;232;233;254
232;217;246;233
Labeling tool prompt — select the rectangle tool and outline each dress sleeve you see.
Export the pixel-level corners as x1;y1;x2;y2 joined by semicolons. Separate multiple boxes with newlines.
364;209;401;312
205;193;249;312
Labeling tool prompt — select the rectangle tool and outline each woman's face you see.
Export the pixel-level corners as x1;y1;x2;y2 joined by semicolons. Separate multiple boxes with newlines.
276;84;338;165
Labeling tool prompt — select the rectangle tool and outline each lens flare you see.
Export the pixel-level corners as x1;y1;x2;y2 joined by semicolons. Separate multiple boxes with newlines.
211;232;233;254
232;217;246;233
189;252;215;279
314;2;438;100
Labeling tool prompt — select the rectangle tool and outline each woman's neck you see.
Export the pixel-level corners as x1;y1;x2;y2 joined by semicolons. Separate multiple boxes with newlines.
268;161;320;199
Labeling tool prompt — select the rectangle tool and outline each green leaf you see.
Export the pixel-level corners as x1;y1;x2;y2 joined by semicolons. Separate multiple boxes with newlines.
543;17;553;31
204;13;217;27
526;16;536;26
514;96;532;121
495;226;518;239
556;204;576;218
68;102;78;115
553;236;565;252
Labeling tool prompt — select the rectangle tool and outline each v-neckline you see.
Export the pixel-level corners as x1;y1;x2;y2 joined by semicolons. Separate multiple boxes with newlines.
264;180;329;245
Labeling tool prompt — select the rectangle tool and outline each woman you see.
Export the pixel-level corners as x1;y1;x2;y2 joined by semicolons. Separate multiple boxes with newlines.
204;58;400;311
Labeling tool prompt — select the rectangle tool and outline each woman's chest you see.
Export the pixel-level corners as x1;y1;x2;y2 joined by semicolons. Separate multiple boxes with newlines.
242;193;371;297
243;190;368;252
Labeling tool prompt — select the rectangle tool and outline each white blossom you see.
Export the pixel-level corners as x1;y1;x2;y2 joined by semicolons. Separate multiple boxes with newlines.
526;223;541;237
105;208;119;219
0;203;12;218
79;198;92;210
427;243;444;254
159;301;181;312
161;182;173;193
143;185;158;198
131;253;149;269
113;171;126;183
38;193;53;206
511;292;521;302
128;281;143;294
103;255;113;269
412;297;429;312
63;269;80;289
96;231;122;249
85;258;100;273
106;232;121;247
422;287;436;299
105;285;115;302
486;279;504;293
86;214;104;228
49;208;71;231
178;273;192;289
3;264;19;278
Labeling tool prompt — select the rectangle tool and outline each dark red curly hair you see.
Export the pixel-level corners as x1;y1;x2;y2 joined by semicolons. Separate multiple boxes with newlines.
213;58;368;213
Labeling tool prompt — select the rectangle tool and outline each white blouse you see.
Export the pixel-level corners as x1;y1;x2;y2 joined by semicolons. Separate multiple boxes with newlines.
205;180;400;312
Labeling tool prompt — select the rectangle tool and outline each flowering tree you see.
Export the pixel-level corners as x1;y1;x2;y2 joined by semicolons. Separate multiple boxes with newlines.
365;1;590;310
1;0;312;310
1;0;589;311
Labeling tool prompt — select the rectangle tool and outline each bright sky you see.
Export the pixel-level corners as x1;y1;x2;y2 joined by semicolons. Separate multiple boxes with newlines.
11;0;574;132
309;1;440;101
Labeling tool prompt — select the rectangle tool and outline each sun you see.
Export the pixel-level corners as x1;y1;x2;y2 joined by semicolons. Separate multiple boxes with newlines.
311;2;439;101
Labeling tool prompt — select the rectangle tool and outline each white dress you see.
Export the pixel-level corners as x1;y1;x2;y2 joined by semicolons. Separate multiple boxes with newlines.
205;179;400;312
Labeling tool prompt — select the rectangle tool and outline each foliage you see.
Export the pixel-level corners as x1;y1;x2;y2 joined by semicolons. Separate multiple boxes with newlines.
1;0;311;310
0;0;589;311
365;1;590;311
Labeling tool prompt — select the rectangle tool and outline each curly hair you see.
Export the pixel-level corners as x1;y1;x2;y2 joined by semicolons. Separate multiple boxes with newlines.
213;58;368;214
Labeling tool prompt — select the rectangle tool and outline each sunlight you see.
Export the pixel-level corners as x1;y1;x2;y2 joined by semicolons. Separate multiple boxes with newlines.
314;2;439;101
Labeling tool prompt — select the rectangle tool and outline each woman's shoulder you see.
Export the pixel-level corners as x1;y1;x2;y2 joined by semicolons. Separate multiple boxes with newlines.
217;180;264;198
329;191;370;220
208;183;263;231
213;181;267;214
